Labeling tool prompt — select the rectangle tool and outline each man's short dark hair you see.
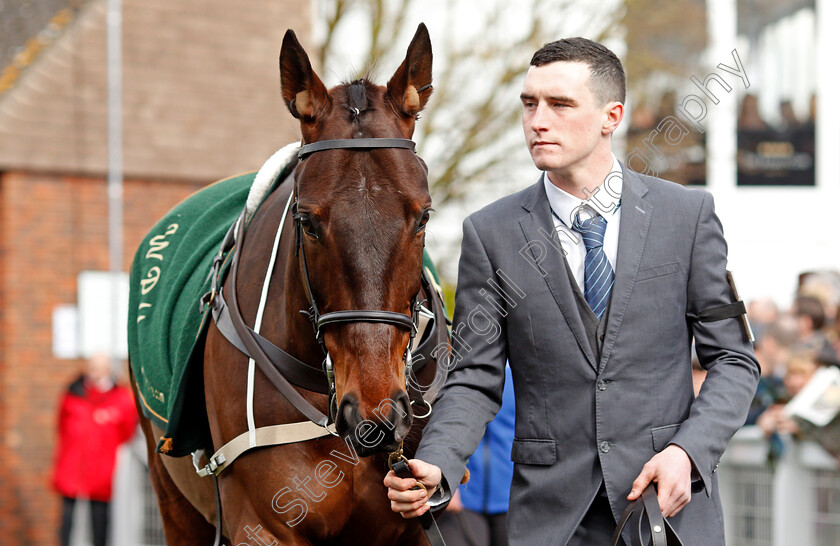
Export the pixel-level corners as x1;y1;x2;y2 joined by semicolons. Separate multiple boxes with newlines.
531;37;626;106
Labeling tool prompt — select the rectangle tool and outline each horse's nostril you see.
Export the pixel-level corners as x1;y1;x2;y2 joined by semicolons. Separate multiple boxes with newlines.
342;402;355;426
335;395;360;435
390;391;413;439
335;392;413;453
395;391;411;419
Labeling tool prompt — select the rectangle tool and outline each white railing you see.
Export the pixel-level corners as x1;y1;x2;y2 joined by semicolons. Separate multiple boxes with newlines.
68;432;165;546
719;426;840;546
83;425;840;546
111;433;167;546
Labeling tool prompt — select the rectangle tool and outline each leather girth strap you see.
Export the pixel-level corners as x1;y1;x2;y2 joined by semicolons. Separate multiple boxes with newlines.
611;484;684;546
390;458;447;546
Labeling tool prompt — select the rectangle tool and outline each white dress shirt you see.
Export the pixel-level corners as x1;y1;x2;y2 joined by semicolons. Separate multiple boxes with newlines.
543;155;623;293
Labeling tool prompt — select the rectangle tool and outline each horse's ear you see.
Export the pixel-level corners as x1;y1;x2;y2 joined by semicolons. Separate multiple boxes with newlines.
279;30;329;121
386;23;433;120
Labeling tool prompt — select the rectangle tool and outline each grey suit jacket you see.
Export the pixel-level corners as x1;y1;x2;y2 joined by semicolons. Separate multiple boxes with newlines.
416;165;760;545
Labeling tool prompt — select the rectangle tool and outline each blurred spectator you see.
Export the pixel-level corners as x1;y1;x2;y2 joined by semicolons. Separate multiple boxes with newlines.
755;351;820;441
746;316;798;425
754;315;798;378
439;365;514;546
798;270;840;324
792;295;839;366
51;354;138;546
793;294;825;338
738;94;768;130
779;100;800;130
748;298;780;341
782;351;820;400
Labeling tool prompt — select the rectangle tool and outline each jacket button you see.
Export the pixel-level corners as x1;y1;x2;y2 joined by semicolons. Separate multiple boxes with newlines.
600;441;610;453
597;380;607;391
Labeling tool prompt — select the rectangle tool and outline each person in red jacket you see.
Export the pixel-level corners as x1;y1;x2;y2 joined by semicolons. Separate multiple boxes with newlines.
51;353;138;546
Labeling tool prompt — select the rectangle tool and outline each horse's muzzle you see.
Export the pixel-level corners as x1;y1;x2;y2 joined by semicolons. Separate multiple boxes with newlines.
335;391;413;455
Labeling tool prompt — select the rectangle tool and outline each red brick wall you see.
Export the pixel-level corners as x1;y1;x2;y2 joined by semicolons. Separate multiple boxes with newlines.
0;170;205;544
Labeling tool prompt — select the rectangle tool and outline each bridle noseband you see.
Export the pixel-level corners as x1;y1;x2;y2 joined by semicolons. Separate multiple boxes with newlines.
293;137;423;352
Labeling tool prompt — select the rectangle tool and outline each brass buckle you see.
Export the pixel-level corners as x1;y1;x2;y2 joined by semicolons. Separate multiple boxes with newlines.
387;445;427;496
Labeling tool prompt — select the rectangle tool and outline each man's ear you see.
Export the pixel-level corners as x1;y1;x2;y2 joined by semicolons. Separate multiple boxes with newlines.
279;30;329;121
386;23;433;119
603;101;624;135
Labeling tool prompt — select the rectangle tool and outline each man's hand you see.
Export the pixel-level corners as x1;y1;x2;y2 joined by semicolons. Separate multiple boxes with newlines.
757;404;801;436
384;459;442;518
627;445;693;518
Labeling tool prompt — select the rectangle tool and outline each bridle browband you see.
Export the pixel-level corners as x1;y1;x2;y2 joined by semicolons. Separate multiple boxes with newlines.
298;137;416;160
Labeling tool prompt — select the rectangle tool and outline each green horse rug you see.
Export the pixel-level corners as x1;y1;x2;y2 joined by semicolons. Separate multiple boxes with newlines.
128;143;300;456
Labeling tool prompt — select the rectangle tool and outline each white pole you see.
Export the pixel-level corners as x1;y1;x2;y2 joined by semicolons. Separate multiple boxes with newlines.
816;0;840;196
704;0;738;195
107;0;123;367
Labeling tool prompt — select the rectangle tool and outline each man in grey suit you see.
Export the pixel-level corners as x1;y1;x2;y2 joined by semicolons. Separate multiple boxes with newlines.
385;38;759;545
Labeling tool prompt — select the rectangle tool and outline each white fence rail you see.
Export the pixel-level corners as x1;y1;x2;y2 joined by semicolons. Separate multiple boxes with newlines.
78;425;840;545
68;432;166;546
719;426;840;546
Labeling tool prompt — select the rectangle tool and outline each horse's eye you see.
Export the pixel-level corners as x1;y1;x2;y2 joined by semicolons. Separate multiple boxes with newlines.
416;210;431;233
296;214;319;239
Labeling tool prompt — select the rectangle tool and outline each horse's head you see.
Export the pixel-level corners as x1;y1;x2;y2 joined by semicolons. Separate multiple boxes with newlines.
279;25;434;455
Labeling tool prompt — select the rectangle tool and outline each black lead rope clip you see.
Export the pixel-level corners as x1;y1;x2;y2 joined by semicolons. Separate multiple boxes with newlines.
387;446;446;546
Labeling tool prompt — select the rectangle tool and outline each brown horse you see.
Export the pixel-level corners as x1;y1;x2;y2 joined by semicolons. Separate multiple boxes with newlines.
134;23;450;545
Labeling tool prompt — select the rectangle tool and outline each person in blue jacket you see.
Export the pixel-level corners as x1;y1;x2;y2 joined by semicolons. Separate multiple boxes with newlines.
440;365;515;546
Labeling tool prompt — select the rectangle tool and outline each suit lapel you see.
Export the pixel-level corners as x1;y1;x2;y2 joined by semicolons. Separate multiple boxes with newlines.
598;165;652;372
518;177;598;370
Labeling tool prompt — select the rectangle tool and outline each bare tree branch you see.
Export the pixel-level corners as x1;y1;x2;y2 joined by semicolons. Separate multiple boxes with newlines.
317;0;625;207
318;0;349;70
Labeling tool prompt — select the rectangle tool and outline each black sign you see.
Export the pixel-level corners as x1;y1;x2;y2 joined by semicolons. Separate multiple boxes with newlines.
737;126;815;186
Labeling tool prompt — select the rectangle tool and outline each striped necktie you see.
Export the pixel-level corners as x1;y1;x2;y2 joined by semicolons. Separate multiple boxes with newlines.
572;211;614;319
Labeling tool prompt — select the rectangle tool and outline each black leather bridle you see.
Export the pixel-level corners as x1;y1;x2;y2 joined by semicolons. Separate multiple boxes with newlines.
294;137;423;351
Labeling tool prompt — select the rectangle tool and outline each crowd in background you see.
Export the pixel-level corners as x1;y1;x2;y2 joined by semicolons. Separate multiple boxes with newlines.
695;270;840;458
